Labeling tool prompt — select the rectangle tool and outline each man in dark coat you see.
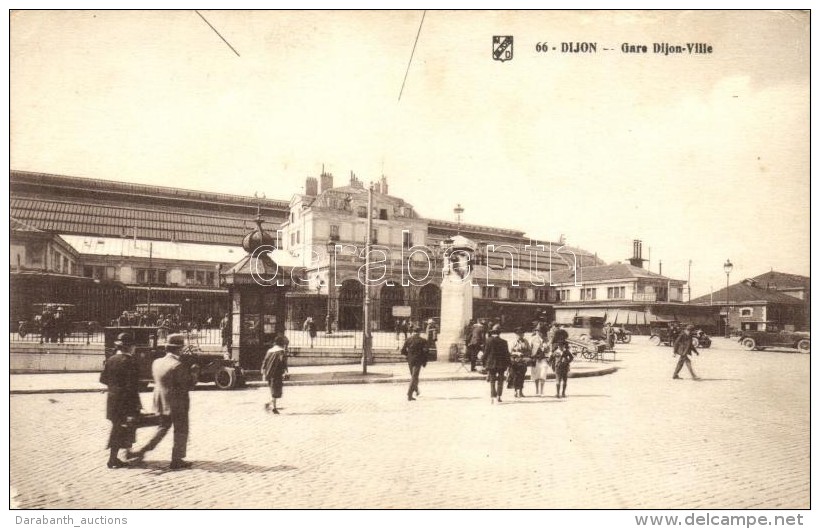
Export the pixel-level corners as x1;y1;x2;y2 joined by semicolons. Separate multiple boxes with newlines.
484;324;511;404
401;326;429;401
130;334;195;470
672;324;700;380
99;332;142;468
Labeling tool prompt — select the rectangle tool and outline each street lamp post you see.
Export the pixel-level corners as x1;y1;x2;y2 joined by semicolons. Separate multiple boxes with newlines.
723;259;733;338
325;241;335;335
454;204;464;234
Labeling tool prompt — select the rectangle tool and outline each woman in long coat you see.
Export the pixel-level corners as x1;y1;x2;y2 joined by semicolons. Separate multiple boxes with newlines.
99;332;142;468
261;338;288;414
508;327;531;397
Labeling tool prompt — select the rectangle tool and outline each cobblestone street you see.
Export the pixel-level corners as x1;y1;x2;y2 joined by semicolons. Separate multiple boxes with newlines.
10;338;809;509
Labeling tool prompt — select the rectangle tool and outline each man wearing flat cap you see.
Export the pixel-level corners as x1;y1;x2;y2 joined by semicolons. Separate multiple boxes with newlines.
672;324;700;380
100;332;142;469
130;333;196;469
401;326;429;401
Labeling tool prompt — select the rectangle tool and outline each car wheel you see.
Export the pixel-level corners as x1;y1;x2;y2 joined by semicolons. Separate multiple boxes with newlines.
740;337;757;351
579;334;588;341
214;367;238;390
622;334;631;344
649;335;661;346
797;339;810;352
692;337;700;348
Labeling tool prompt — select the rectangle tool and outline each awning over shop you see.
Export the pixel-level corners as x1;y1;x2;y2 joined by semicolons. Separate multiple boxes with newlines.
605;309;650;326
492;301;551;307
573;308;608;318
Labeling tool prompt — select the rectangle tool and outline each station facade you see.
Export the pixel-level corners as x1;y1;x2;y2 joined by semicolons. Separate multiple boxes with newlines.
10;169;611;331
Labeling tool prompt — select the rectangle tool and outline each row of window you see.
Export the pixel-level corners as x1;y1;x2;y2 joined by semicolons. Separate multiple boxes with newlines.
480;287;554;301
82;266;216;286
554;287;627;302
323;225;416;247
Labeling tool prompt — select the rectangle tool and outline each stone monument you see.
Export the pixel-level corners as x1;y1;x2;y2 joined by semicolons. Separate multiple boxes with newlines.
437;235;477;361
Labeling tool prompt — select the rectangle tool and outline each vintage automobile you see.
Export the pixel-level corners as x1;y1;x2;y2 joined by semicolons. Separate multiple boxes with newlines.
738;325;810;352
568;316;605;342
649;324;711;348
103;326;245;389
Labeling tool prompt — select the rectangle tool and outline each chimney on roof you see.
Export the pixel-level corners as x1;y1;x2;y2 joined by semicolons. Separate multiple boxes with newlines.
628;239;647;268
320;171;333;193
349;171;363;189
305;177;318;197
379;175;388;195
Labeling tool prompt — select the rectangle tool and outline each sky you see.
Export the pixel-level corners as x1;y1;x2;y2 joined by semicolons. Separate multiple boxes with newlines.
9;10;810;298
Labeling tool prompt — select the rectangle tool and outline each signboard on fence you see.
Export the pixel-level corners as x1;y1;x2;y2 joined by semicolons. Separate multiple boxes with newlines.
391;306;412;318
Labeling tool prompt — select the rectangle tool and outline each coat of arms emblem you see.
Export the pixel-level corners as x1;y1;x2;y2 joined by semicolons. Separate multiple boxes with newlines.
493;36;513;62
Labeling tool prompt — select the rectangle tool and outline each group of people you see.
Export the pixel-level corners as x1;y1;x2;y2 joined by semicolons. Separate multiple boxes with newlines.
402;319;577;404
99;332;195;470
395;318;438;346
24;305;70;342
482;322;575;402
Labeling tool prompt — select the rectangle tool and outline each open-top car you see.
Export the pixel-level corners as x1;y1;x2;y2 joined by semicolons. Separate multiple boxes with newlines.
738;324;810;352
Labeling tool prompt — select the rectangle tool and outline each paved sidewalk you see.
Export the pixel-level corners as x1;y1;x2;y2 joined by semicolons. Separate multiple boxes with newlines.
9;337;809;508
9;359;617;394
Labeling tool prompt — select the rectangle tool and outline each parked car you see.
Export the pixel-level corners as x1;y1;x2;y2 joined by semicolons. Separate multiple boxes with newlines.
738;325;810;352
104;326;245;389
568;316;605;342
649;323;711;348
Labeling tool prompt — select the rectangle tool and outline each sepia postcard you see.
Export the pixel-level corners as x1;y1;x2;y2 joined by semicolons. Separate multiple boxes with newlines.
7;8;811;523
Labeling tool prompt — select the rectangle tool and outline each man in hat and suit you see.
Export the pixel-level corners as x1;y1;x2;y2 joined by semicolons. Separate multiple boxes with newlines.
130;333;196;469
100;332;142;468
672;324;700;380
401;326;429;401
485;324;511;404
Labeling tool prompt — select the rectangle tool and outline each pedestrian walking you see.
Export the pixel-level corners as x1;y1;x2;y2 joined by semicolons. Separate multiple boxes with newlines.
426;318;438;344
261;337;288;414
485;324;510;404
467;319;487;372
508;327;531;397
401;326;429;401
552;323;569;352
551;343;575;398
604;322;616;350
54;306;67;343
672;324;700;380
303;316;317;348
99;332;142;469
129;334;195;470
529;323;551;396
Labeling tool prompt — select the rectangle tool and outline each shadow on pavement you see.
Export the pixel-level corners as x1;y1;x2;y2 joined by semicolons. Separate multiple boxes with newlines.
135;460;297;474
286;409;343;416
